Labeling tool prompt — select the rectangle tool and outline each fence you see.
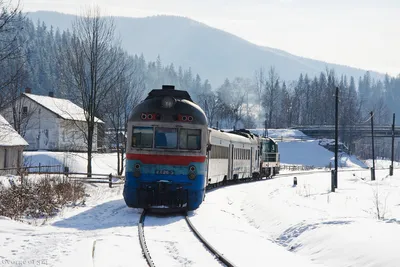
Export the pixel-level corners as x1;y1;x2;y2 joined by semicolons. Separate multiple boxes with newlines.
274;136;313;142
0;164;125;188
0;164;62;176
65;173;125;188
280;164;320;171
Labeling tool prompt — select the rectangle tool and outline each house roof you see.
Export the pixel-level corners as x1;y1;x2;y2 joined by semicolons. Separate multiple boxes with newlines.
0;115;29;147
23;93;104;123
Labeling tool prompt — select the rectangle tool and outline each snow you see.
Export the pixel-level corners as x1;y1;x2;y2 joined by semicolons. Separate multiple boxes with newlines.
1;129;399;267
24;93;103;123
144;215;221;266
279;140;367;168
0;114;29;146
365;158;400;169
223;169;400;267
23;151;122;174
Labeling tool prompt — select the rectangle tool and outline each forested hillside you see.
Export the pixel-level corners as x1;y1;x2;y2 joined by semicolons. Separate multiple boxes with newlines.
0;19;208;103
27;11;385;85
1;11;399;134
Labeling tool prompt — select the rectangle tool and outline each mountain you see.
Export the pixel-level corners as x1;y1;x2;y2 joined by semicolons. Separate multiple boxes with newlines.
26;11;385;86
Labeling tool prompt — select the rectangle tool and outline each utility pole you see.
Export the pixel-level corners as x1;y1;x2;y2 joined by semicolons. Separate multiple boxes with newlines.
334;87;339;189
390;113;395;176
370;111;375;181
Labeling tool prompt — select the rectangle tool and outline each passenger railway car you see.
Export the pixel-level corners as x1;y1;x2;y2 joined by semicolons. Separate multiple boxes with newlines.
206;129;259;186
124;85;280;211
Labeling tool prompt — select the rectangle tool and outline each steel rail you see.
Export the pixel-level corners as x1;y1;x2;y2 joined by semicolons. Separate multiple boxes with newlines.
138;209;155;267
185;214;237;267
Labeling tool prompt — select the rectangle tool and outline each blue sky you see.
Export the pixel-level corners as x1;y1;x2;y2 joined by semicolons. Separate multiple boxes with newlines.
22;0;400;75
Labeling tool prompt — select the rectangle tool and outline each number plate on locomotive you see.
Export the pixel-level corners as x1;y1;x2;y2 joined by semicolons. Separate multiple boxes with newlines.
155;170;175;175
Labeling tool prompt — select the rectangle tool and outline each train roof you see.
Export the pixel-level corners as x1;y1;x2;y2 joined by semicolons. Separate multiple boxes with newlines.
145;85;193;102
209;128;258;145
128;85;207;125
260;136;278;142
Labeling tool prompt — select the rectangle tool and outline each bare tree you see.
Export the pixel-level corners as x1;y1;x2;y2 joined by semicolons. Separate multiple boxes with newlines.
216;78;247;129
105;53;145;175
197;80;221;128
1;58;37;137
0;0;24;109
0;0;22;63
58;6;127;175
254;68;265;107
262;67;280;128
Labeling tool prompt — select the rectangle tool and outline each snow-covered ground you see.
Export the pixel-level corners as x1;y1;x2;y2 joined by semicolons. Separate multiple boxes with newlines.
1;130;400;267
279;140;367;168
194;168;400;267
24;151;122;174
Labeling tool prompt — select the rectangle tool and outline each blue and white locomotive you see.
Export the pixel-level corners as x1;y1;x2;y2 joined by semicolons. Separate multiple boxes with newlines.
124;85;209;211
124;85;280;211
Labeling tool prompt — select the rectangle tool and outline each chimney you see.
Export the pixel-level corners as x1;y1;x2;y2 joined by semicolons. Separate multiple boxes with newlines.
49;92;54;97
162;85;175;90
25;87;31;94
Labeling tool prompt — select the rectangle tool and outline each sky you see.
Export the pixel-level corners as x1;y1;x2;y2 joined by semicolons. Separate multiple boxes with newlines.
21;0;400;75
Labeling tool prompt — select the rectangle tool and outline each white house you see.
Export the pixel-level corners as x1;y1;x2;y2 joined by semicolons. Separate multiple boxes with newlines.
0;114;28;172
0;90;103;152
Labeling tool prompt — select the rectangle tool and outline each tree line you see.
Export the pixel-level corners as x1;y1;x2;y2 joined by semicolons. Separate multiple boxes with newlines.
0;4;213;175
1;2;399;172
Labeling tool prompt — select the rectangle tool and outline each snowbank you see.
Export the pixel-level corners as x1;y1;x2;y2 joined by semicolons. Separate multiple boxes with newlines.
222;169;400;267
365;159;400;169
279;140;367;168
24;151;122;174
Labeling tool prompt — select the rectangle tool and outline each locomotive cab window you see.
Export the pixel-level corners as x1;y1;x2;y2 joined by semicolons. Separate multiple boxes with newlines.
155;127;178;149
179;129;201;150
132;127;153;148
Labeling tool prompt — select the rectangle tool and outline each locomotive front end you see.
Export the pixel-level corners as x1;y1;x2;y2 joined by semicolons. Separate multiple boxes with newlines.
124;85;208;211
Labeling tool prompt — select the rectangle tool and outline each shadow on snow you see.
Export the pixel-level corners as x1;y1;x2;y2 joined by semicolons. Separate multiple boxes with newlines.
277;220;354;247
52;199;141;230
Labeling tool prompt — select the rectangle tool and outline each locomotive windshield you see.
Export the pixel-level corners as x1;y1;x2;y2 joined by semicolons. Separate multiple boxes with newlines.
132;127;153;148
179;129;201;150
155;128;178;149
261;139;278;162
261;139;278;153
131;126;201;150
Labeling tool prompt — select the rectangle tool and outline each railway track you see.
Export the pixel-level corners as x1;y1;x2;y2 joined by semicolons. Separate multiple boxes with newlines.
184;214;236;267
138;210;155;267
138;209;236;267
137;166;383;266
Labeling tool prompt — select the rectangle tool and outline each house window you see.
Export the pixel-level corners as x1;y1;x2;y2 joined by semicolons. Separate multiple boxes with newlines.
22;106;28;117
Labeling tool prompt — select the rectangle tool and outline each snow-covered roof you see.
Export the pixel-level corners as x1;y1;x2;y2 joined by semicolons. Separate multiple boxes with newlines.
0;115;28;147
23;93;104;123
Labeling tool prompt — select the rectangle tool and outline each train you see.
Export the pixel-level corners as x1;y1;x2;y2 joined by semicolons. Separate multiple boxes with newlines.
123;85;280;211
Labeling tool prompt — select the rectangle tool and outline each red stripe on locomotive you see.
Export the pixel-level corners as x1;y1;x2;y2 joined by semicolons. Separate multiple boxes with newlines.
126;154;206;165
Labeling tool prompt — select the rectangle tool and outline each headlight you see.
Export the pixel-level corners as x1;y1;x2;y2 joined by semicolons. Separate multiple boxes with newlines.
134;170;141;178
188;165;196;180
161;96;176;108
134;163;141;177
188;172;196;180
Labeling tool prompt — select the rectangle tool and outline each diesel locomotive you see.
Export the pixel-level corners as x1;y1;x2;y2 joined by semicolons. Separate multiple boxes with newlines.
123;85;279;211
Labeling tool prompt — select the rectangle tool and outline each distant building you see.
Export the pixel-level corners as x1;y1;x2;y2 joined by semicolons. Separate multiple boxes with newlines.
0;114;28;172
0;88;104;152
